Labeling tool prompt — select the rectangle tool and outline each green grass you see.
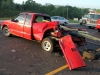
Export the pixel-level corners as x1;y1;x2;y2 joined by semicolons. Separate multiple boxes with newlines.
69;19;79;23
0;18;11;20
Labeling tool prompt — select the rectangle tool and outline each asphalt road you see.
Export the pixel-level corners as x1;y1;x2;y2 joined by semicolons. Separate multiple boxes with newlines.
0;23;100;75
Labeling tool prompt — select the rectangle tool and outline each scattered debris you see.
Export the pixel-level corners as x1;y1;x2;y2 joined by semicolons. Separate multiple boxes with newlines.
29;72;32;74
30;65;34;67
11;50;16;52
55;53;61;57
19;59;21;60
83;50;95;60
82;48;100;60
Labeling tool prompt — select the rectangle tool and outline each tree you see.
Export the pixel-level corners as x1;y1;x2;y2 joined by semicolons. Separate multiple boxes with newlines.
0;0;90;19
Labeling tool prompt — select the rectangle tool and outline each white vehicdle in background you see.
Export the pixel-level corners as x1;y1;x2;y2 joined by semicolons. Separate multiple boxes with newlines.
51;16;69;25
79;12;100;28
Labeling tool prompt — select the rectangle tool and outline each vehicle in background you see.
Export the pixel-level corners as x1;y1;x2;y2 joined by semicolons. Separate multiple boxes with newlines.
51;16;69;25
79;12;100;28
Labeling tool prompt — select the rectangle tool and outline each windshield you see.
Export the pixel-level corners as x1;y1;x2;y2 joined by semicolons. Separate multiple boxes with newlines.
88;14;95;19
51;16;58;19
88;14;100;20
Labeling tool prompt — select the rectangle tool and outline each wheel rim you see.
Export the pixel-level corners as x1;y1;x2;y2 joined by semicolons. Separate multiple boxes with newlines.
4;27;10;36
43;41;51;51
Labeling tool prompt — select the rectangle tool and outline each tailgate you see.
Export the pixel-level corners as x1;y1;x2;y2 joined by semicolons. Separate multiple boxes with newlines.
59;35;86;70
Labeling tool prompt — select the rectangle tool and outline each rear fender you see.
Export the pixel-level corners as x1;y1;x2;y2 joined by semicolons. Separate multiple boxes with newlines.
33;22;58;41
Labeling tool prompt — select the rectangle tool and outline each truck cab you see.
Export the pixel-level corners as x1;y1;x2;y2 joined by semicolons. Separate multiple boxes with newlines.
1;12;59;52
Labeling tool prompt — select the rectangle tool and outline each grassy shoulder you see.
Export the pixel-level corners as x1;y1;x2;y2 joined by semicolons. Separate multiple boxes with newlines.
0;18;11;20
69;19;79;23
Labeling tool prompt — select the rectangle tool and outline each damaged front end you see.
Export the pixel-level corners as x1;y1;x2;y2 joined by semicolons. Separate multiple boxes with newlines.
51;25;87;70
45;24;100;70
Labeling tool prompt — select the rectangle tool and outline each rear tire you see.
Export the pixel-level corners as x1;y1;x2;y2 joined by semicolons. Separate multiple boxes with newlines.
88;26;91;29
41;37;55;52
3;26;11;37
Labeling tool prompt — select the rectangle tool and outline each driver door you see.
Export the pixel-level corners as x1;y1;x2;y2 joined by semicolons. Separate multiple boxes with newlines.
10;14;26;37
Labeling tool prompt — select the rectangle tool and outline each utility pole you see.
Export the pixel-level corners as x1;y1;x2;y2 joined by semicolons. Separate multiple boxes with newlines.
67;4;68;19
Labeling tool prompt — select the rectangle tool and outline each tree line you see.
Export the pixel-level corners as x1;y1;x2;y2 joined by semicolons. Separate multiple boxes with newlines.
0;0;90;19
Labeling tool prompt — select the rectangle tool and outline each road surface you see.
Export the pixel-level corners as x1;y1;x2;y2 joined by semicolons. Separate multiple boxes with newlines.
0;23;100;75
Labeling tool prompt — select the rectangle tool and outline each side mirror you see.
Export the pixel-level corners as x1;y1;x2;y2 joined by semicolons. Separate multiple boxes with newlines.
11;18;18;22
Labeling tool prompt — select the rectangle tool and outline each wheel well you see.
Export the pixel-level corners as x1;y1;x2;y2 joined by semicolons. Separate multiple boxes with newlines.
1;25;7;30
43;29;54;39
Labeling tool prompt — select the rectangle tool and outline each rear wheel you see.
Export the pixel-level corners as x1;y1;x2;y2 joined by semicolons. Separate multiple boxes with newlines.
88;26;91;29
3;26;11;37
64;22;67;25
41;37;55;52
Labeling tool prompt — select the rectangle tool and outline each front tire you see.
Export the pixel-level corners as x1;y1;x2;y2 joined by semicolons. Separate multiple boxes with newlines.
80;23;82;25
3;26;11;37
41;37;55;52
64;22;67;25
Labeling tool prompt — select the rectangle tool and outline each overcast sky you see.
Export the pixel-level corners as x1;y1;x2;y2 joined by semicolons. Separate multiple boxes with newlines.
14;0;100;9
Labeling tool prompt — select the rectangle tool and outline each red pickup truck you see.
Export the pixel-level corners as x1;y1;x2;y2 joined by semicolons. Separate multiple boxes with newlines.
1;12;59;52
1;12;86;70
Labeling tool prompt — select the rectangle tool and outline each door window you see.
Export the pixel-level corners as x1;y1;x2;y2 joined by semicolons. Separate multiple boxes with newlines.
15;14;26;23
59;17;65;20
34;16;51;23
35;16;44;22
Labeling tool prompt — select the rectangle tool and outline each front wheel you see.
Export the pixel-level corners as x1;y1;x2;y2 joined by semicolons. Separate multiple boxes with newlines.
80;23;82;25
3;26;11;37
64;22;67;25
41;37;55;53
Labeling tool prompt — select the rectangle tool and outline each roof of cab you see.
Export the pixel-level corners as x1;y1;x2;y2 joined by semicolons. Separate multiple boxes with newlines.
20;12;50;17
